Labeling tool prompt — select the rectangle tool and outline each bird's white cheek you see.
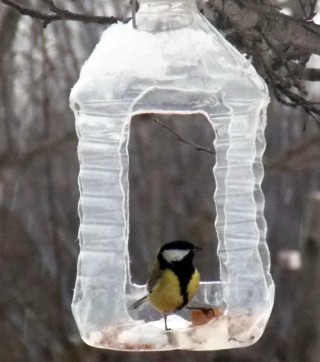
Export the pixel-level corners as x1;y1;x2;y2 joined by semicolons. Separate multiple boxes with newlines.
162;249;190;263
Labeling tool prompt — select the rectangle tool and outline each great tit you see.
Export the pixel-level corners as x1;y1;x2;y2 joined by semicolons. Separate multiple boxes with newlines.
130;240;201;330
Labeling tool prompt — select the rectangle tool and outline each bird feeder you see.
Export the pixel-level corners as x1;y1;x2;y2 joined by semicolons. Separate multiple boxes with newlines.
70;0;274;351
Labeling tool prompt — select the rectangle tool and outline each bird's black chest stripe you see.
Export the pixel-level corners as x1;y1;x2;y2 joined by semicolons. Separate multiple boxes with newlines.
159;254;195;309
172;263;195;309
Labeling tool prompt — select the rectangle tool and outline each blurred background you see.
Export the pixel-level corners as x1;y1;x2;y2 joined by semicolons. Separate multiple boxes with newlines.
0;0;320;361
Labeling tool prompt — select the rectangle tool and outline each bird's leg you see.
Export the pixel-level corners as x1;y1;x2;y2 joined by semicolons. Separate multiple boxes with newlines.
164;314;171;331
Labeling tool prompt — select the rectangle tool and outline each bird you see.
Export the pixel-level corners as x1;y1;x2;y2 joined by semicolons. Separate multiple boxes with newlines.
130;240;201;330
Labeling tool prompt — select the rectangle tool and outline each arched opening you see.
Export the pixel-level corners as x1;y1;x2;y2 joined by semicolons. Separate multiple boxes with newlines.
128;112;219;287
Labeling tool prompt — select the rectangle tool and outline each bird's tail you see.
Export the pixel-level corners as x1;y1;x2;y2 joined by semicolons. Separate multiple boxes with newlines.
129;295;148;309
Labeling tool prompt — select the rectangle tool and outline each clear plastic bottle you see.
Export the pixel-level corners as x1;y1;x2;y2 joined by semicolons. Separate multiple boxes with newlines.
70;0;274;351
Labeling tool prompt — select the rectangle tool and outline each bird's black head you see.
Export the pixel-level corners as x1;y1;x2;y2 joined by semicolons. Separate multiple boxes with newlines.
157;240;201;267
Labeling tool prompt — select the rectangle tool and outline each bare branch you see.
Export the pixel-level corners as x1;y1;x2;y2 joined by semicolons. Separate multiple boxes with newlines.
210;0;320;55
206;1;320;122
287;62;320;81
0;0;129;27
297;0;318;20
153;118;215;155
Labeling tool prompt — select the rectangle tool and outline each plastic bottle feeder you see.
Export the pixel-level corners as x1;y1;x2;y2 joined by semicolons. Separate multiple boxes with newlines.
70;0;275;351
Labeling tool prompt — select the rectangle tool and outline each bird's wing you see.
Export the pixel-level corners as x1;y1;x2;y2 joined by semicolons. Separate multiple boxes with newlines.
129;261;162;310
147;260;162;292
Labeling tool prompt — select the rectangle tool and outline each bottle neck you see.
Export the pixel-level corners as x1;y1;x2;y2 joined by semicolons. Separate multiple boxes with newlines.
135;0;198;31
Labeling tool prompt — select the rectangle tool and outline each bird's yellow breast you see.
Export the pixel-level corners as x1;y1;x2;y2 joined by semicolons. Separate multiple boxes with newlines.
148;269;183;314
148;268;200;314
187;269;200;301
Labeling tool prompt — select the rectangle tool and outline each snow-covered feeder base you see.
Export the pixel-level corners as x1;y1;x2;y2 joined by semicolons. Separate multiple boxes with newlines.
85;311;270;351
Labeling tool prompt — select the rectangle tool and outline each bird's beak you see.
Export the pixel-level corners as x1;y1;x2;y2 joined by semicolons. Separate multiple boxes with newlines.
194;246;203;252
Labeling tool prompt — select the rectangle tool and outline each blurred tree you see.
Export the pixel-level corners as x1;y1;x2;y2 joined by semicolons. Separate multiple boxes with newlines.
293;193;320;362
0;1;319;362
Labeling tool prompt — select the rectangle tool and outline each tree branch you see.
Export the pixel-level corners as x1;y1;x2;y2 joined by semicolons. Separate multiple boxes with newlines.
208;0;320;122
288;62;320;82
0;0;128;27
153;118;215;155
210;0;320;55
